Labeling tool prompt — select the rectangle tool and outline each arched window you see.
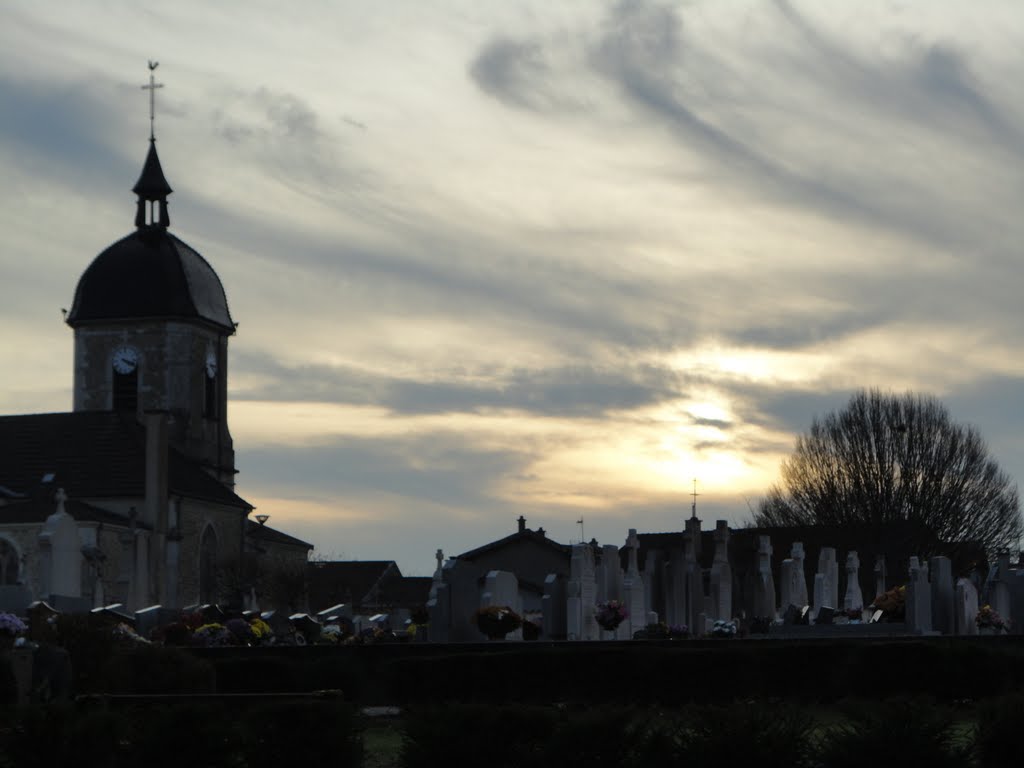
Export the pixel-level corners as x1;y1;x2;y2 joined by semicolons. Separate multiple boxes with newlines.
113;370;138;412
199;524;218;604
203;373;218;420
0;539;20;585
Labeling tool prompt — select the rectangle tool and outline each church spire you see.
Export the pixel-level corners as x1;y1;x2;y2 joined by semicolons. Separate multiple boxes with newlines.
133;61;172;229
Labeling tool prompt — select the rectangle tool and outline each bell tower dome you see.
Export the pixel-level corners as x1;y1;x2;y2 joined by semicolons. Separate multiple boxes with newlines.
65;65;237;486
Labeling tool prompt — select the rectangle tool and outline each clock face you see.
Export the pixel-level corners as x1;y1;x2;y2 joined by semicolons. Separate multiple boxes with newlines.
205;349;218;378
112;345;139;375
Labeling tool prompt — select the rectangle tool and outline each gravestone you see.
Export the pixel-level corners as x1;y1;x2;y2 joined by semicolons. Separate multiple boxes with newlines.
542;574;567;640
817;547;839;612
566;544;599;641
753;536;776;619
481;570;522;641
906;557;933;634
622;529;647;638
426;581;450;643
709;521;732;622
843;551;863;612
812;574;830;622
782;604;807;625
37;489;83;601
597;544;624;605
316;603;353;624
986;554;1013;627
790;543;808;607
134;605;179;641
874;555;887;601
780;542;806;614
814;606;835;625
684;516;704;632
954;577;979;636
929;556;954;635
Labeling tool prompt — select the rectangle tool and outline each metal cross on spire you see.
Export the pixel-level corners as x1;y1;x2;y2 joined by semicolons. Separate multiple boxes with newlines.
690;478;700;519
141;60;163;140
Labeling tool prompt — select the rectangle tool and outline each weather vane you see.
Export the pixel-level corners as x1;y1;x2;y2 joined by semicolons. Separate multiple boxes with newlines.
691;478;700;519
141;60;163;140
577;516;584;543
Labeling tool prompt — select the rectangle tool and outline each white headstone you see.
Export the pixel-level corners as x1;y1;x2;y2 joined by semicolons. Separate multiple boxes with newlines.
817;547;839;611
954;577;979;636
906;556;933;634
790;542;808;607
709;521;732;622
844;551;863;612
753;535;776;619
929;556;954;635
542;574;567;640
481;570;522;641
623;530;646;638
873;555;887;601
37;488;83;600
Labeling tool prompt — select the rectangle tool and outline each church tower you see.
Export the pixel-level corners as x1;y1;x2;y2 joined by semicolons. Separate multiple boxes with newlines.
65;80;237;487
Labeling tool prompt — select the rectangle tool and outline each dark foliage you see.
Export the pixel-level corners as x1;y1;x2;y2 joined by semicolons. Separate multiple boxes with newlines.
756;389;1022;559
814;697;969;768
974;693;1024;767
630;701;816;768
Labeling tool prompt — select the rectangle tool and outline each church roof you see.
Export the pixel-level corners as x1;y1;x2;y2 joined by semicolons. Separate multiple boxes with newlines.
246;519;313;550
66;138;233;333
0;411;250;509
0;496;149;529
66;229;234;332
132;140;173;199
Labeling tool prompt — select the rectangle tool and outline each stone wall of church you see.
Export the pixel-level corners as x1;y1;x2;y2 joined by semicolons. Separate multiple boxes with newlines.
0;526;42;598
72;320;234;482
177;499;244;606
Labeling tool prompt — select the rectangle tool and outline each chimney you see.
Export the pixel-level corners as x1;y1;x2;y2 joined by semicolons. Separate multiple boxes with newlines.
517;515;526;533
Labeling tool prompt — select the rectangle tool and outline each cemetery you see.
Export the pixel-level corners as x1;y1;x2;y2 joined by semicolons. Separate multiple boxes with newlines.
3;516;1024;766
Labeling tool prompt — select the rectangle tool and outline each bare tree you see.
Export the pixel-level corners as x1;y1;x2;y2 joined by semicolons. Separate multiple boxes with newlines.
756;389;1022;559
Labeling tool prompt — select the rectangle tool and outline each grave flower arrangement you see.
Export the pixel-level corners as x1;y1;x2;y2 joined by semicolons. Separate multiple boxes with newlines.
0;612;27;637
870;585;906;621
473;605;522;639
976;605;1009;633
191;622;234;647
225;617;255;645
594;600;629;631
711;619;737;638
248;616;273;644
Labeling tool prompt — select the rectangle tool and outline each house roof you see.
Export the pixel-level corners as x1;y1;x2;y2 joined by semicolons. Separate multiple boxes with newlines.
307;560;400;612
0;411;250;510
456;527;571;561
372;576;432;608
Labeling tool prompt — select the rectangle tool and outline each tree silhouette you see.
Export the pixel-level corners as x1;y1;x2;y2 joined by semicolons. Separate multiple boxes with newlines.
756;389;1022;559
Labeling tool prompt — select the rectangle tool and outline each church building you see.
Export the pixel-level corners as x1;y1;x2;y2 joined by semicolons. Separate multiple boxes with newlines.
0;97;311;614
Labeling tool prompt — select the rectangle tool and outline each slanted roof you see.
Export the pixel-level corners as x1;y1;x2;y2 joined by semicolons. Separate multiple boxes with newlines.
372;576;432;608
0;411;250;510
456;528;570;561
0;496;147;529
246;519;313;550
307;560;400;612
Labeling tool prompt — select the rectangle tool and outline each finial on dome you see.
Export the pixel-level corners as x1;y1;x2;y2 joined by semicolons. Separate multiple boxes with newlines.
134;61;173;229
142;60;163;142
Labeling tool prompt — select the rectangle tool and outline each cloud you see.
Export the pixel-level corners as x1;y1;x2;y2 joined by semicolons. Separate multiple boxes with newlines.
231;348;684;417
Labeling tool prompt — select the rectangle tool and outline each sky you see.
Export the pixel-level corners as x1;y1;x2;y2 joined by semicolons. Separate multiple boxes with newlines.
2;1;1024;576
